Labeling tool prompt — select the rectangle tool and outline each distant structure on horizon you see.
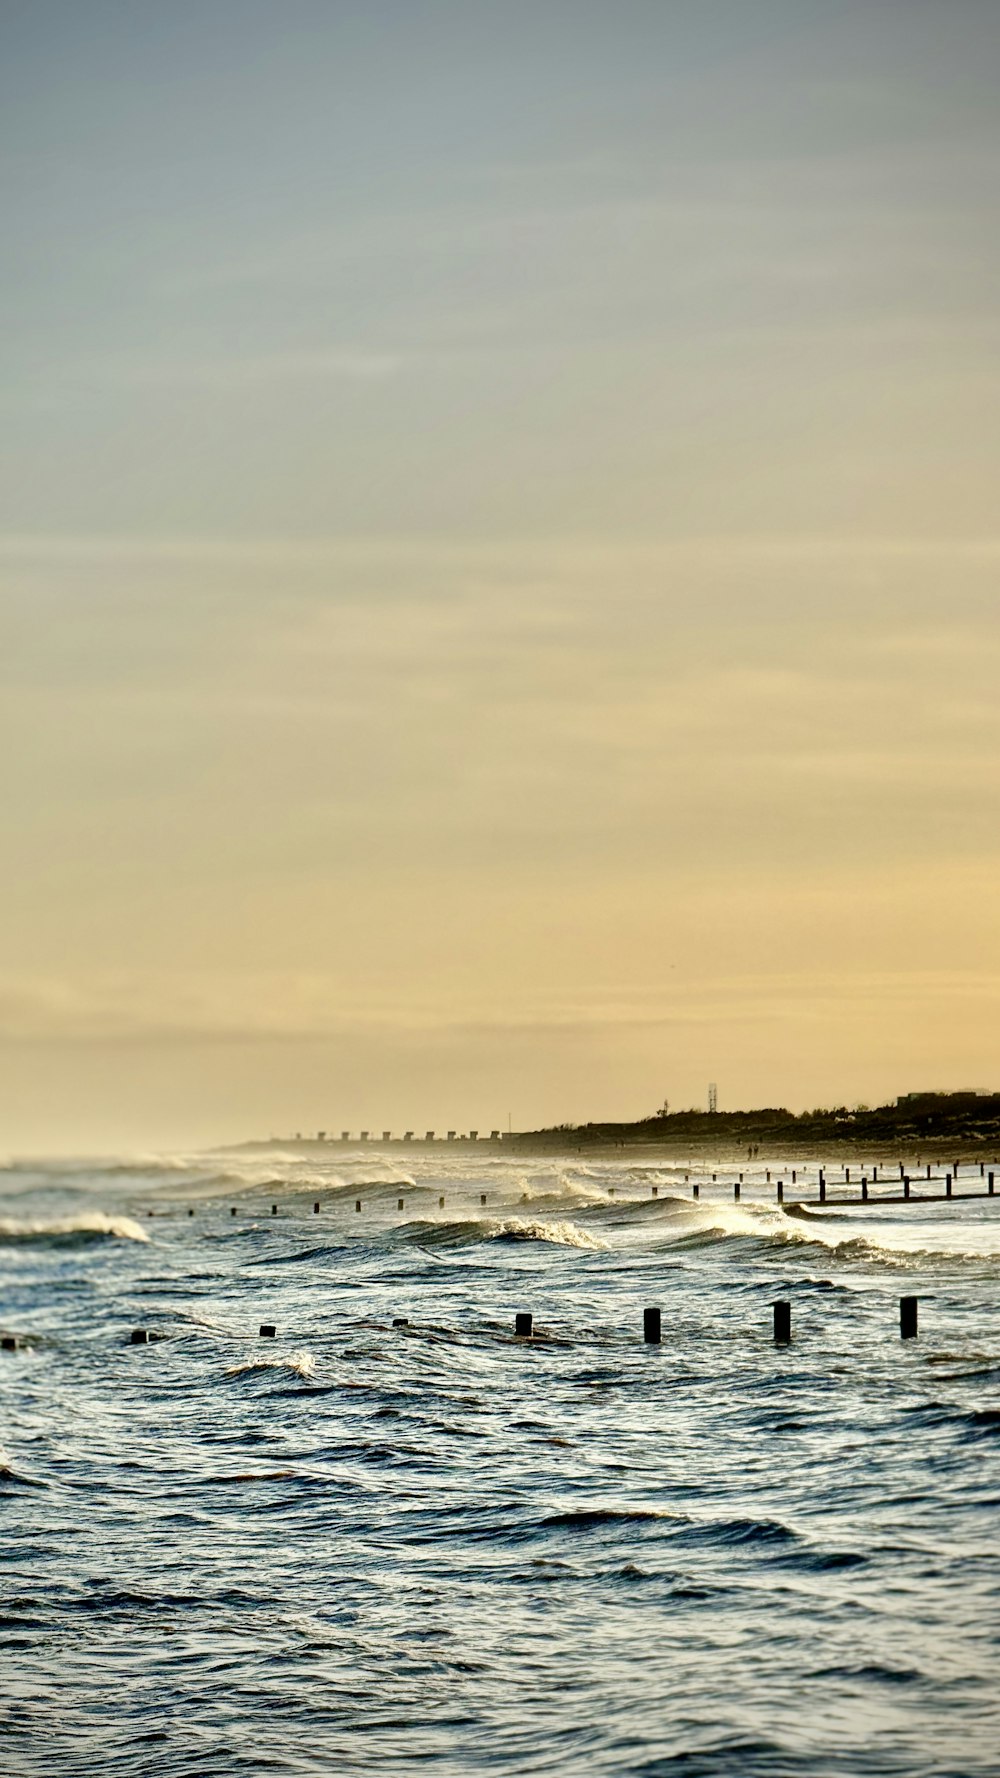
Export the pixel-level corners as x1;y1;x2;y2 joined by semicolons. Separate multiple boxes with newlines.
708;1082;718;1115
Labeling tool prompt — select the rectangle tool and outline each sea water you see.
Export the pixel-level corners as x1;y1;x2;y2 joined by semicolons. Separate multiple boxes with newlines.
1;1150;998;1777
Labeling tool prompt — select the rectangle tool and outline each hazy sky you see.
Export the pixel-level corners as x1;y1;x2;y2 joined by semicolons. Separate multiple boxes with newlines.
2;1;999;1150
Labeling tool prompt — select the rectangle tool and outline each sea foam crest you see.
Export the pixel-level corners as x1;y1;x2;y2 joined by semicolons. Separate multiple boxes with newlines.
225;1350;317;1381
0;1211;150;1244
419;1215;606;1250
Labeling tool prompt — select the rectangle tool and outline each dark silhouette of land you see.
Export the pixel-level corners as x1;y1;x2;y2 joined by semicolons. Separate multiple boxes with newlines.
511;1091;1000;1157
236;1092;1000;1159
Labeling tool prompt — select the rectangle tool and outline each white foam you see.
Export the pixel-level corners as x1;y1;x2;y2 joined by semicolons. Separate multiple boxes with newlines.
0;1211;150;1242
486;1217;607;1250
225;1349;317;1380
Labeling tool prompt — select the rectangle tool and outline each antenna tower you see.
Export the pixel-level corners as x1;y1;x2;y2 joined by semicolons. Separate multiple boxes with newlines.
707;1082;718;1115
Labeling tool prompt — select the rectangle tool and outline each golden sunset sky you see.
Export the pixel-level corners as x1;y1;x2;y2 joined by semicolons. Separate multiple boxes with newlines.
2;3;998;1149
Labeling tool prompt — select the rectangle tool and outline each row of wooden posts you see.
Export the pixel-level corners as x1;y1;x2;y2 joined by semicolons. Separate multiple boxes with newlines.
165;1167;996;1220
119;1297;923;1349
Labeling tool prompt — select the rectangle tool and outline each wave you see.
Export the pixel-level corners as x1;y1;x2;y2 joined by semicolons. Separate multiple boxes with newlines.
541;1507;687;1528
0;1460;46;1490
0;1211;150;1244
224;1350;316;1381
408;1216;607;1251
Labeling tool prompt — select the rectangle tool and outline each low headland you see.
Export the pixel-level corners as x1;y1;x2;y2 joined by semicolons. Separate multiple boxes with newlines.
237;1091;1000;1162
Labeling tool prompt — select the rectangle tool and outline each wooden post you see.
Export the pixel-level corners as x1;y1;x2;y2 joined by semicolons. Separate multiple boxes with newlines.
734;1182;741;1201
439;1195;445;1208
773;1301;791;1344
903;1177;910;1199
515;1312;533;1337
480;1193;487;1205
990;1172;995;1195
819;1177;826;1203
692;1182;700;1198
313;1201;320;1214
130;1329;148;1345
651;1185;658;1197
643;1307;661;1344
355;1199;361;1212
777;1180;784;1203
259;1324;276;1338
945;1174;952;1198
398;1197;404;1210
861;1178;868;1201
900;1296;918;1340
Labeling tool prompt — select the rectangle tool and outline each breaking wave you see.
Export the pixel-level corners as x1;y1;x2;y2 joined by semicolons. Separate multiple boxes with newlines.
0;1211;150;1245
224;1350;317;1381
410;1216;607;1251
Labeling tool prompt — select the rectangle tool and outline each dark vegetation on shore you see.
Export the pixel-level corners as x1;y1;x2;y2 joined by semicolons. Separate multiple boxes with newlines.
514;1092;1000;1152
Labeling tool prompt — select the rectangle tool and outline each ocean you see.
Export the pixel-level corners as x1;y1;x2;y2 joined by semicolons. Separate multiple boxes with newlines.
1;1148;998;1777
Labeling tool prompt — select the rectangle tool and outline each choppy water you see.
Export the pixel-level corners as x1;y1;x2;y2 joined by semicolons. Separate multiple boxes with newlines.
2;1148;998;1777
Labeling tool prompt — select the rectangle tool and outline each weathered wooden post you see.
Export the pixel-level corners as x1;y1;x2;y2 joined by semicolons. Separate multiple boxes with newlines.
515;1312;533;1337
900;1297;918;1340
259;1324;276;1338
643;1307;661;1344
773;1301;791;1344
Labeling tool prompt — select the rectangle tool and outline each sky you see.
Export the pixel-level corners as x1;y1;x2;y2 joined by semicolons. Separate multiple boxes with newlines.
2;0;999;1151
